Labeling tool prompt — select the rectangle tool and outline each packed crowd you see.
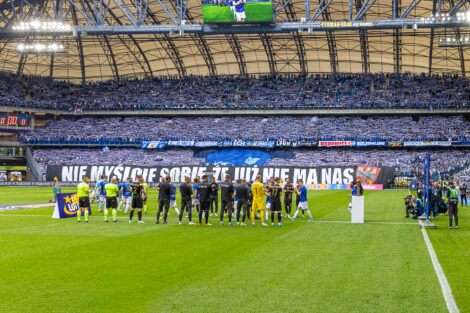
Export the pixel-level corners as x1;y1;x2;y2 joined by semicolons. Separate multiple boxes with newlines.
22;115;470;143
31;148;470;180
2;71;470;110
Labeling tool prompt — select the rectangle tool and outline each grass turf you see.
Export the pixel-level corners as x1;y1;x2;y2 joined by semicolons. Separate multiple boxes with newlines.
0;187;468;312
202;3;273;23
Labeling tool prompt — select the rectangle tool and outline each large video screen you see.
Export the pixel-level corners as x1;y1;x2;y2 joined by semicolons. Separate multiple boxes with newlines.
201;0;273;24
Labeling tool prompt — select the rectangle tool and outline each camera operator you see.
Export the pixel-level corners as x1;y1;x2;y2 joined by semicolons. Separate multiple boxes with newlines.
429;181;442;221
404;195;413;218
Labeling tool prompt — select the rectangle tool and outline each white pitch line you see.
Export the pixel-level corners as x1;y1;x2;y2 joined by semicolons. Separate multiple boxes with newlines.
420;221;459;313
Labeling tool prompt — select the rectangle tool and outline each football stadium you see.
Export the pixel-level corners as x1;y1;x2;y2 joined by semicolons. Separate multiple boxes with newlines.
1;0;470;312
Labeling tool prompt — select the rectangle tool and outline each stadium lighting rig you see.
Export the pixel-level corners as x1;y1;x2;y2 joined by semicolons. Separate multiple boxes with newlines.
15;42;65;54
439;36;470;47
11;20;72;32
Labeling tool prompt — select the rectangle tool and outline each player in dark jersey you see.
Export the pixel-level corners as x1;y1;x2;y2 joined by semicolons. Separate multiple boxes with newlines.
234;179;250;225
129;175;145;224
219;174;234;226
179;176;195;225
210;179;219;216
198;175;212;226
268;177;283;226
283;178;294;218
156;176;171;224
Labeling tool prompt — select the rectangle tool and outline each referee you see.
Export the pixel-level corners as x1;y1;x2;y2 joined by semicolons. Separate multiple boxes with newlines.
77;176;92;223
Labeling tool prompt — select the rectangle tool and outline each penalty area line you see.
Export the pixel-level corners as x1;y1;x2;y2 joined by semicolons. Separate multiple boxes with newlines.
420;221;459;313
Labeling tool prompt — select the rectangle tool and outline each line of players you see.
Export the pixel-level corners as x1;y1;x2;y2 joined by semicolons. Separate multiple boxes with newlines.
76;174;314;226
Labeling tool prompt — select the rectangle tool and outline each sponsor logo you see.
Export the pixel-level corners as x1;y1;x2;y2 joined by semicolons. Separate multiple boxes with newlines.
63;194;80;215
319;141;354;147
356;166;381;184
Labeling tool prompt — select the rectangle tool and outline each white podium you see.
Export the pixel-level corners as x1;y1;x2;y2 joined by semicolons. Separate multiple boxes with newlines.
351;196;364;223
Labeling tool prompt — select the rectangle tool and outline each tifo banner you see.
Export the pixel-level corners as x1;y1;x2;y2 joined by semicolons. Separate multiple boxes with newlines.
403;141;452;147
52;193;92;219
46;165;395;185
319;141;355;147
206;149;271;166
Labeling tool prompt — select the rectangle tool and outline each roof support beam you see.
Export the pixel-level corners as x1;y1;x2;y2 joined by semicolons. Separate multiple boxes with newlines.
428;0;436;75
169;0;216;75
355;0;369;73
260;33;277;76
72;6;85;84
105;1;153;77
225;34;247;76
145;9;186;77
319;0;338;73
449;0;466;76
282;0;307;76
393;0;401;74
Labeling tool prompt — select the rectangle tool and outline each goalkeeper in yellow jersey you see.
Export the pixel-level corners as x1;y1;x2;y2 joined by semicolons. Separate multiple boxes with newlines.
251;175;268;226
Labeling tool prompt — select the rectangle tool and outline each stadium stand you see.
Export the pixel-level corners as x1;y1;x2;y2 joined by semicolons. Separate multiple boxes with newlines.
21;115;470;144
2;72;470;110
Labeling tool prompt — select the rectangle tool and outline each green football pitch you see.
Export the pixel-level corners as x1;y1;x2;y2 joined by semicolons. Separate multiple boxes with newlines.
202;3;273;23
0;187;469;313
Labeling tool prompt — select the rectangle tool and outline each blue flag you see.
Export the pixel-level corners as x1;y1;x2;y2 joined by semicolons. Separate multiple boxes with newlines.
52;193;92;219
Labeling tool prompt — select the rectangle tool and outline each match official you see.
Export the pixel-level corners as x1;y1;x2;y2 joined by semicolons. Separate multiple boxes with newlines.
77;176;92;223
104;177;119;223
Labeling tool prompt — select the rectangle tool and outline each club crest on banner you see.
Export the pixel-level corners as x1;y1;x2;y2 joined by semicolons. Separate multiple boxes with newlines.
356;166;381;184
52;193;92;219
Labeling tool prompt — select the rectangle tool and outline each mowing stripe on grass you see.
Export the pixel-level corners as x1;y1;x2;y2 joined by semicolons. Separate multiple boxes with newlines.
420;222;459;313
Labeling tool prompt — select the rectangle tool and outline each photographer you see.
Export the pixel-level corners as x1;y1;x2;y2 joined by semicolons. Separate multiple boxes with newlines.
411;195;423;219
404;195;413;218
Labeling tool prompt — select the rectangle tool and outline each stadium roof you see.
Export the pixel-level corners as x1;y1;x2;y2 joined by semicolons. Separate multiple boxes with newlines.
0;0;469;82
